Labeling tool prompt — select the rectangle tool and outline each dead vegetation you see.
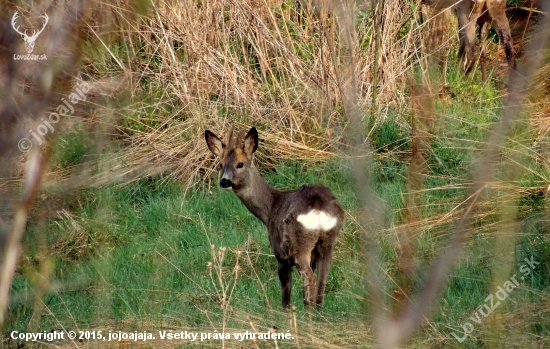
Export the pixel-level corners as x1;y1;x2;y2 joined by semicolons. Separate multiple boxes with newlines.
48;0;466;190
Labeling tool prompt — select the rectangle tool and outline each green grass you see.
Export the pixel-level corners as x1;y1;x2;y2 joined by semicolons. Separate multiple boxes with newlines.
9;103;550;347
10;160;367;342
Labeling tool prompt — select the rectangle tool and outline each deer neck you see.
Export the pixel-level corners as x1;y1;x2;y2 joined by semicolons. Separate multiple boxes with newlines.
234;167;278;226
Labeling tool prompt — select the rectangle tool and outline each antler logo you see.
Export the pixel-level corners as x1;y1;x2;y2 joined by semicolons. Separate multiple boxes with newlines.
11;11;49;54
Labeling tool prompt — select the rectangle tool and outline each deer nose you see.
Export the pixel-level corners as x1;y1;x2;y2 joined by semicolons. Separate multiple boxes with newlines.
220;178;234;189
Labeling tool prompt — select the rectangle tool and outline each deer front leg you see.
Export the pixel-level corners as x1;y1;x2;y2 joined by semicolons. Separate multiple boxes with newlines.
277;260;292;309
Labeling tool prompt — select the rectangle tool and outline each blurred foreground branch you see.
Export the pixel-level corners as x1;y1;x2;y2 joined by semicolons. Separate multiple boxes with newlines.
0;0;87;328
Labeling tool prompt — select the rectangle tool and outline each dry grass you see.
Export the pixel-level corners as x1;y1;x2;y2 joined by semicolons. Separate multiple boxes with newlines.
46;0;464;192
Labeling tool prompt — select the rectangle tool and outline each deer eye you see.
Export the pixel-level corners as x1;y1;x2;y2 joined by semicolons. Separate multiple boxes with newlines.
237;162;244;169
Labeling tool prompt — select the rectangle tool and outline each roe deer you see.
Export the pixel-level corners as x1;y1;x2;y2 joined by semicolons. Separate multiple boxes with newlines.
205;125;344;308
423;0;516;81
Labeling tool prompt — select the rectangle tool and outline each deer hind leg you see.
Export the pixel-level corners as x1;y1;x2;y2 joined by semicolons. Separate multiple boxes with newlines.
295;255;316;306
277;260;293;309
479;21;490;83
472;3;488;75
487;0;516;69
457;0;485;73
314;246;334;306
455;4;473;66
313;230;339;306
291;234;318;306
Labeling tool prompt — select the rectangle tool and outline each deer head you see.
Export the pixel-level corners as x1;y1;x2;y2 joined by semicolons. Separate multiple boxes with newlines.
11;11;49;54
205;125;258;191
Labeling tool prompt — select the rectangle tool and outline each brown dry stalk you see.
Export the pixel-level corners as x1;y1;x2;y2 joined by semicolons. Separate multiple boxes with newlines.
0;152;46;327
47;0;435;192
393;80;436;315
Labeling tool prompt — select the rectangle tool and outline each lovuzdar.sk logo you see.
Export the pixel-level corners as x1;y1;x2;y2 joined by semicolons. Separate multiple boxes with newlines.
11;11;48;61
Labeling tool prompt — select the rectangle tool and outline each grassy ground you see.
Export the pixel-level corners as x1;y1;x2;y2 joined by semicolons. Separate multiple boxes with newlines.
3;0;550;348
12;159;370;347
8;88;550;347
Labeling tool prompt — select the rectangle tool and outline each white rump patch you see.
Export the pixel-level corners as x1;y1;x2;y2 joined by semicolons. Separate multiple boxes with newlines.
297;210;338;231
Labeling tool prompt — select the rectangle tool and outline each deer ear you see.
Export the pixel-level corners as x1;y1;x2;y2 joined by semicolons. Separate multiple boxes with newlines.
205;130;224;158
243;127;258;157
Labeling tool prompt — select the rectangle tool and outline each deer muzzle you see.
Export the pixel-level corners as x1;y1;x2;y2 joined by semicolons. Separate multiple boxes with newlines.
220;178;234;189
